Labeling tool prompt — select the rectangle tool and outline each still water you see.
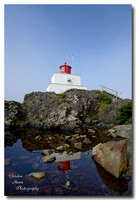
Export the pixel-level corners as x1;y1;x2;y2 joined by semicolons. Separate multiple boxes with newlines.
5;128;132;196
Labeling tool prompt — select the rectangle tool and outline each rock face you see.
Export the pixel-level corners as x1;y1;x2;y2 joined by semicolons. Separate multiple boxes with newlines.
108;124;132;139
4;89;131;129
22;89;101;129
4;101;27;128
98;99;131;124
92;140;127;178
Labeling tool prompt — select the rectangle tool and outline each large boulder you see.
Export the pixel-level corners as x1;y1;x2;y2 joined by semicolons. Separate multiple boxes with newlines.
92;140;127;178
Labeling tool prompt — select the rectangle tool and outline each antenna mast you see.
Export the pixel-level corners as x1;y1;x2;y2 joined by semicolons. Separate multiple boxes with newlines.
72;53;74;69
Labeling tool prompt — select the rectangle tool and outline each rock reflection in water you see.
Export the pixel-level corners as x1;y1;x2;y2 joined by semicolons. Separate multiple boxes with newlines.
93;159;128;195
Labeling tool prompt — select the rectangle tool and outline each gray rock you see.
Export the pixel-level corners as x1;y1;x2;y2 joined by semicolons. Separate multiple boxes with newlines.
29;172;46;181
35;135;42;140
73;134;80;138
65;136;72;140
92;120;99;124
80;135;86;138
88;129;96;134
83;138;92;145
42;155;56;163
74;142;83;150
64;144;70;148
98;99;131;124
108;124;132;139
56;146;65;151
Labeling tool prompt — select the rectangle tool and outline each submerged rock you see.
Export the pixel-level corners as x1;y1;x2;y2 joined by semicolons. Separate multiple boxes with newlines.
85;152;89;156
29;172;46;181
65;181;71;187
42;155;56;163
92;140;127;178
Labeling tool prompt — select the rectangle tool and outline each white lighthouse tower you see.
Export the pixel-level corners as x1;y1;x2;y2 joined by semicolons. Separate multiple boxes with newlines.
46;62;87;93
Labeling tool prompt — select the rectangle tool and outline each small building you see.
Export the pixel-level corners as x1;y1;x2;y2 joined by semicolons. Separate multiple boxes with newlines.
46;62;87;93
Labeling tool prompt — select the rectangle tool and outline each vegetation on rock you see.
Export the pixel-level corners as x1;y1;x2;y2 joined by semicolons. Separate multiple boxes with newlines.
116;102;132;125
91;90;112;111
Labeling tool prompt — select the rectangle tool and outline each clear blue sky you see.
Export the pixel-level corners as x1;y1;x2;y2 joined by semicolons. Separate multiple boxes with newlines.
5;4;132;102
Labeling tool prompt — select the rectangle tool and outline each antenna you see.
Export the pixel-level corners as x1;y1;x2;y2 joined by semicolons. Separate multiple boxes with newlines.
66;51;69;64
72;53;74;69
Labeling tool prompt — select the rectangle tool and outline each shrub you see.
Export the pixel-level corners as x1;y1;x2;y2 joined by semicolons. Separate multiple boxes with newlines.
116;102;132;125
101;94;112;104
90;114;99;120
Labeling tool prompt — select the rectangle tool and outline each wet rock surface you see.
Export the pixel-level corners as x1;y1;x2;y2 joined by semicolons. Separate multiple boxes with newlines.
92;140;127;178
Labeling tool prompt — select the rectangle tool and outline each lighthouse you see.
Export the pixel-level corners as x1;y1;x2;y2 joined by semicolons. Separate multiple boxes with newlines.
46;62;87;93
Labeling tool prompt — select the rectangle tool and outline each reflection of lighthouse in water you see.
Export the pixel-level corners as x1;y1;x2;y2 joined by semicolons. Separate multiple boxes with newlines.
58;161;71;174
52;151;81;174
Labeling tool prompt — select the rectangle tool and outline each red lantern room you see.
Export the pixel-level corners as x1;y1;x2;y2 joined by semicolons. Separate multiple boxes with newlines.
60;62;71;74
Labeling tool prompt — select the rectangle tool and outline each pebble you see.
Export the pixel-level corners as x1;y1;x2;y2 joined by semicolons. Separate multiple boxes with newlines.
83;138;92;145
29;172;46;181
85;152;89;156
74;142;83;150
88;129;96;134
64;144;70;148
65;136;72;140
56;146;65;151
35;135;42;140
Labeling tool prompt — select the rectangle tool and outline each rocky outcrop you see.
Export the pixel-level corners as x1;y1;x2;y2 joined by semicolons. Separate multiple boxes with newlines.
4;89;132;130
92;140;127;178
108;124;132;139
98;99;131;124
22;89;101;129
4;101;27;128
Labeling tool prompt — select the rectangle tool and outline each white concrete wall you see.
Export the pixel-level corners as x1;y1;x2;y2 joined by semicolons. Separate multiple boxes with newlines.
46;83;87;93
51;73;81;86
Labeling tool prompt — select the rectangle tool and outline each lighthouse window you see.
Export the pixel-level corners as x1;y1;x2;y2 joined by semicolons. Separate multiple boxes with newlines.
61;67;65;71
